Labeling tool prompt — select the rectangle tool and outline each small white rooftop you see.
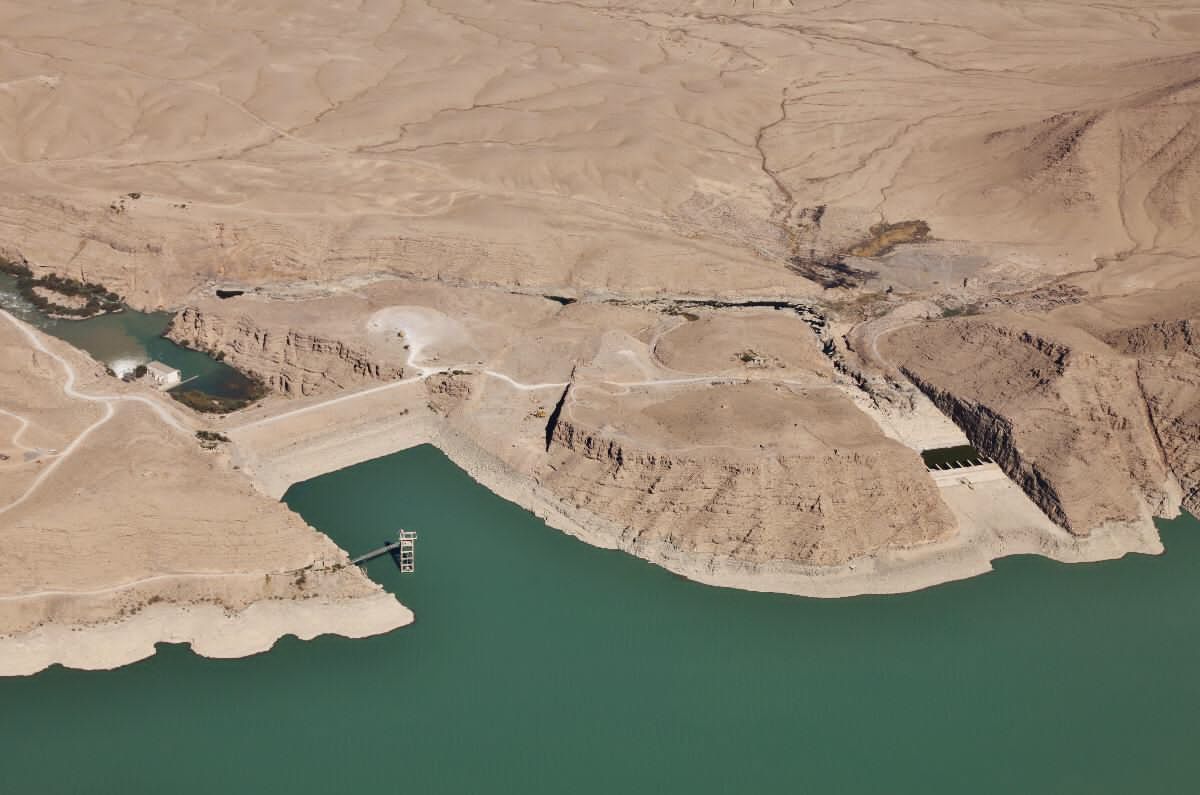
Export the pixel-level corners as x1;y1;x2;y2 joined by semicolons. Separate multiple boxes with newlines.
145;361;179;378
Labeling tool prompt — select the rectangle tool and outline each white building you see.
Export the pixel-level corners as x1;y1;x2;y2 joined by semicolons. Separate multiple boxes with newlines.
144;361;181;389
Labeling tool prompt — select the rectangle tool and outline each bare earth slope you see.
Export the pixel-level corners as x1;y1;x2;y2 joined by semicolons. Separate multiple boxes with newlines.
0;1;1197;304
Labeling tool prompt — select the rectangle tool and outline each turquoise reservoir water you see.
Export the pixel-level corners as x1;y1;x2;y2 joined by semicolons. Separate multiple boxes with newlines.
0;273;255;399
1;445;1197;793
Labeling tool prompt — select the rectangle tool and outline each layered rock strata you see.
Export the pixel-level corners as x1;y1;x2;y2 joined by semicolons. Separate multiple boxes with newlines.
887;314;1182;534
540;381;956;566
1083;311;1200;516
168;307;403;396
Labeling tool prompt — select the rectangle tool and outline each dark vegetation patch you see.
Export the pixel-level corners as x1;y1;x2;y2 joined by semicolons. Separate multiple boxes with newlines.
798;204;826;227
196;430;231;449
172;376;269;414
215;289;245;299
121;364;148;383
786;251;877;289
786;219;930;288
1026;111;1101;171
847;220;931;258
940;303;982;318
0;257;122;318
663;305;700;321
655;298;827;338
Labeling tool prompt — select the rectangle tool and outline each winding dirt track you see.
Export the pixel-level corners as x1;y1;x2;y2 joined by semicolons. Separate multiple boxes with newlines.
0;302;942;524
0;406;35;452
0;310;190;516
229;321;841;435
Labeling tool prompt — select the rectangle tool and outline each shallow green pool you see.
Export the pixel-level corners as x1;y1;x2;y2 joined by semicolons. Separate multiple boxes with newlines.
2;445;1197;794
0;273;255;399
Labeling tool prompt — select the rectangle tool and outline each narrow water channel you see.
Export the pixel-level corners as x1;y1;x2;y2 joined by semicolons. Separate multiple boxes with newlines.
1;445;1197;794
0;273;256;400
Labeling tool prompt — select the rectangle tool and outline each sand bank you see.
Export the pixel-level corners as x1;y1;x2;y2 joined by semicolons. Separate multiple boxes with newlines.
0;592;411;677
231;399;1166;600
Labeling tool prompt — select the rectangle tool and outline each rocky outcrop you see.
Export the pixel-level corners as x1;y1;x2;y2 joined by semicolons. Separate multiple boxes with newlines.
1052;297;1200;519
425;373;473;415
542;417;955;567
888;316;1178;534
1115;320;1200;517
167;307;403;396
1104;319;1198;357
901;366;1076;529
1138;358;1200;516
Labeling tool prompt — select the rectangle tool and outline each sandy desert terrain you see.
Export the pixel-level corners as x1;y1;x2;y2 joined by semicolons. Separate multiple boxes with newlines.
0;312;409;675
1;0;1198;671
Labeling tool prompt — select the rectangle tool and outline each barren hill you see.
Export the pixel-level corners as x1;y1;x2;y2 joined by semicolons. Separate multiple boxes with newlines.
0;1;1197;303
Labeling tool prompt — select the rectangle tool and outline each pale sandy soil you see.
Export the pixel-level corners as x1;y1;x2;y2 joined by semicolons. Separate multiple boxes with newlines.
0;314;410;676
0;1;1196;307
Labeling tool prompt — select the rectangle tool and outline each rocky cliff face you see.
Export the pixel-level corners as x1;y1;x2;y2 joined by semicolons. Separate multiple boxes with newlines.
888;316;1178;534
1138;358;1200;516
1103;320;1198;358
900;366;1077;530
1107;320;1200;516
542;417;955;567
425;373;473;415
1053;299;1200;519
167;307;403;397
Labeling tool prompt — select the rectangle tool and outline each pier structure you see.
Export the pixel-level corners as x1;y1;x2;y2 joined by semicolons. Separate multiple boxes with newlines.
394;530;417;573
349;529;418;573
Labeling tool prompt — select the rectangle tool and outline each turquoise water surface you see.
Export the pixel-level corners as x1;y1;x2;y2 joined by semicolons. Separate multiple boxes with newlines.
0;273;255;399
2;445;1197;794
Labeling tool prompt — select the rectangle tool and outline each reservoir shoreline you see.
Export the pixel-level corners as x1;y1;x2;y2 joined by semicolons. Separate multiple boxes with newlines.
0;286;1174;675
2;385;1164;676
0;312;411;677
232;395;1167;601
4;444;1197;793
0;593;411;677
1;261;1174;609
